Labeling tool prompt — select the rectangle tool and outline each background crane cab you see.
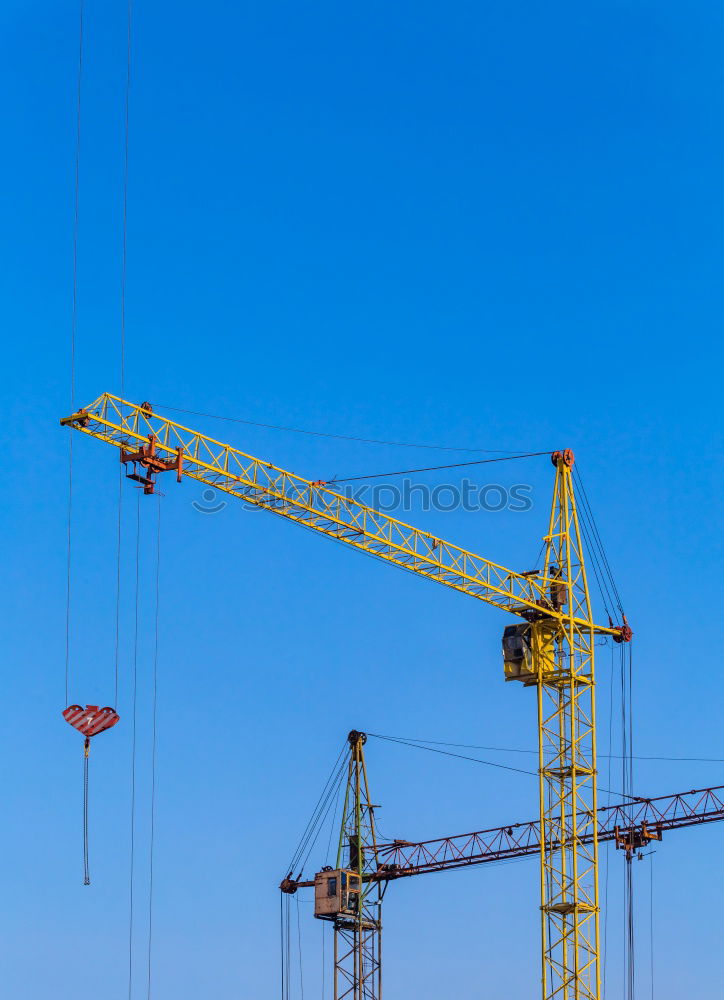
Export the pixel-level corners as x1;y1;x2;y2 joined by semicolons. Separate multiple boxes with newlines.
314;868;362;920
502;623;556;683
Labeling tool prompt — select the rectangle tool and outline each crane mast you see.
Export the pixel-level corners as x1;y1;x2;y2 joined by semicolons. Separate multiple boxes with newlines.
536;451;599;1000
61;393;633;1000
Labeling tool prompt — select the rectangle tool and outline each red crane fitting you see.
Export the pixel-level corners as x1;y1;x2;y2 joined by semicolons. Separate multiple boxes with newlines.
63;704;120;738
550;449;575;467
611;614;634;643
120;433;184;494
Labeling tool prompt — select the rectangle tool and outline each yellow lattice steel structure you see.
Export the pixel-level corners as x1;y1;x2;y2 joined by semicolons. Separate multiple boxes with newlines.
61;392;630;1000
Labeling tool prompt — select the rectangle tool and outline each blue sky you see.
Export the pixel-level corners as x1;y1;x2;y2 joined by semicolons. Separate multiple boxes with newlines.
2;0;724;996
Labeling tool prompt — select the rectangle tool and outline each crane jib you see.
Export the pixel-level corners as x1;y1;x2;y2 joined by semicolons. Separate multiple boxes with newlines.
60;394;629;641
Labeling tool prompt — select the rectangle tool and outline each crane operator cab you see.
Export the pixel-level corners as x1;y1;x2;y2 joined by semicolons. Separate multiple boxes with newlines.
502;623;556;683
314;867;362;920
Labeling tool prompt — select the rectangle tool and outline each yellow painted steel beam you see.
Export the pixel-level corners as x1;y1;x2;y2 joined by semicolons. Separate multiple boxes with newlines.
60;393;620;639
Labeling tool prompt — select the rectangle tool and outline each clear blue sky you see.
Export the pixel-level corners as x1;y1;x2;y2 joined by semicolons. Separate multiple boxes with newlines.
2;1;723;997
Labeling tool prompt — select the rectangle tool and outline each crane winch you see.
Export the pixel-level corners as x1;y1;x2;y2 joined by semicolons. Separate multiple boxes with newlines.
61;392;633;1000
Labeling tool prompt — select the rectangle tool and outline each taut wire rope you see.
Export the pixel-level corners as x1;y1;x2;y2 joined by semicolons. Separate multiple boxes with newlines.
66;0;85;706
146;495;161;998
128;494;141;998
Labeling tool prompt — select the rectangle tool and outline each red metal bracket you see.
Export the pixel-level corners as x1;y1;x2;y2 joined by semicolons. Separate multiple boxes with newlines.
551;449;575;467
120;434;184;495
611;614;633;643
63;704;120;738
614;821;662;860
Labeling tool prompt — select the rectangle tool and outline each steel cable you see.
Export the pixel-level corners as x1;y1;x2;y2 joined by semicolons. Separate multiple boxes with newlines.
574;467;625;615
152;402;537;455
368;732;641;801
296;895;305;1000
65;0;85;707
83;747;90;885
128;494;141;999
286;743;348;877
146;495;161;999
328;452;550;485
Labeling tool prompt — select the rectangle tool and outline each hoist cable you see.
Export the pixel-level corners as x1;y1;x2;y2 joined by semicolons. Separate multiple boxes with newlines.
325;779;344;867
579;504;617;620
576;507;616;620
119;0;132;390
296;895;305;1000
573;472;613;615
83;744;90;885
364;731;724;763
368;733;641;801
573;468;618;618
574;467;625;614
328;451;550;485
287;752;346;874
298;763;349;877
114;467;123;707
280;894;286;1000
146;495;161;1000
65;439;73;708
70;0;83;412
286;895;292;1000
127;494;141;999
153;402;536;455
286;743;348;876
65;0;85;707
625;856;636;999
321;920;325;1000
294;754;349;878
113;0;132;712
650;855;655;1000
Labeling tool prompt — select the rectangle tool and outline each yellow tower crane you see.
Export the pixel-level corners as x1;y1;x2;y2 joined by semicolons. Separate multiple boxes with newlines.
61;393;632;1000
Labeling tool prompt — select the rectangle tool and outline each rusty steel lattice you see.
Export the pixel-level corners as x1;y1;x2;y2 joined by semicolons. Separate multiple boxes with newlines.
370;785;724;880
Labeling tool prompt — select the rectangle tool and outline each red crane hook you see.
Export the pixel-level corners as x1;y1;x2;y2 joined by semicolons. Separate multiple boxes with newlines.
63;705;120;884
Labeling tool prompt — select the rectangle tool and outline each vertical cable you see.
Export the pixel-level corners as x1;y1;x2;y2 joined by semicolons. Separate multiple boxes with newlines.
628;643;634;793
296;894;305;1000
114;0;133;710
321;919;325;1000
650;856;654;999
280;893;285;1000
66;0;85;707
146;496;161;999
65;433;74;708
120;0;133;392
70;0;84;410
83;742;90;884
286;895;292;1000
128;493;141;999
114;465;123;707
